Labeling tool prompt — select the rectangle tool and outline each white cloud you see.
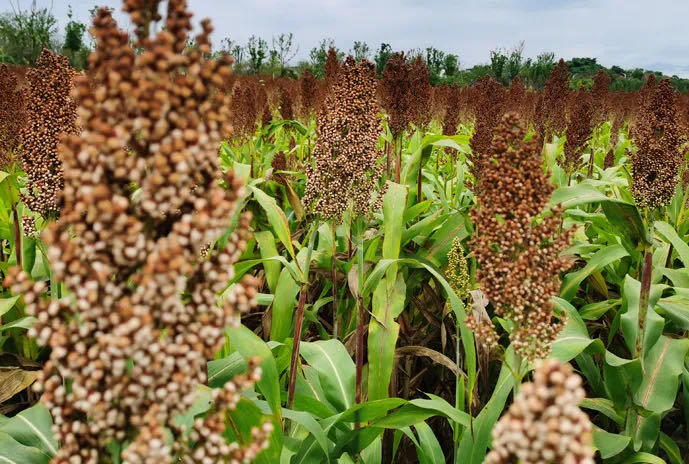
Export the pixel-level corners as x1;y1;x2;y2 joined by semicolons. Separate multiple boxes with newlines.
21;0;689;77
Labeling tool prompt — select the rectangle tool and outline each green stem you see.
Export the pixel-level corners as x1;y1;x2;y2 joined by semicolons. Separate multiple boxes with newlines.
636;249;653;359
331;221;339;339
287;284;307;410
355;230;365;426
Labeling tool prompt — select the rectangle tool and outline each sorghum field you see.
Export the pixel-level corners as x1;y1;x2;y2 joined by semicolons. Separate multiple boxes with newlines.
1;1;689;463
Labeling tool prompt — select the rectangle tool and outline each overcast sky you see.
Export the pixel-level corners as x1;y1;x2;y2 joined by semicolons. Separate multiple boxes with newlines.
12;0;689;77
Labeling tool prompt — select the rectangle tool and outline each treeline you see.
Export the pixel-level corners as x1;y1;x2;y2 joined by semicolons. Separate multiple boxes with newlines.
2;4;689;92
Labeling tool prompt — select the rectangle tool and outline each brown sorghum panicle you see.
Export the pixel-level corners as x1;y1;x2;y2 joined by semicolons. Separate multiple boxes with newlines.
231;83;258;138
408;56;432;127
543;59;569;138
443;84;462;136
486;359;595;464
505;76;526;114
590;69;611;125
5;1;267;461
631;78;682;208
380;52;411;137
0;64;27;166
303;56;383;221
20;49;78;218
564;89;593;172
324;47;341;90
278;83;295;120
299;67;318;117
469;76;506;185
469;112;573;361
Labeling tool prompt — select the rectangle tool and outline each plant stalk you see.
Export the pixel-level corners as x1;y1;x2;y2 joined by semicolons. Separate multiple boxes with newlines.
287;285;308;409
355;230;365;426
394;135;402;183
636;249;653;359
12;203;21;269
331;221;339;338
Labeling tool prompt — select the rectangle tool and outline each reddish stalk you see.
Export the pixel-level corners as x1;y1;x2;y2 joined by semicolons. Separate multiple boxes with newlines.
394;137;402;183
11;203;21;269
287;285;308;409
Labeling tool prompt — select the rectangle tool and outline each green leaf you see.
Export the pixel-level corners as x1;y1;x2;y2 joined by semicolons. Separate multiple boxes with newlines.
0;432;50;464
655;221;689;268
658;432;683;464
0;403;57;458
382;182;407;261
601;199;650;246
593;428;630;459
414;421;445;464
619;276;666;356
623;452;666;464
270;268;300;343
560;244;628;300
550;297;599;362
0;317;37;332
633;336;689;414
300;340;355;413
172;384;213;433
550;183;608;208
254;231;281;293
580;398;624;425
250;186;297;262
367;274;404;401
228;399;282;464
0;295;20;318
207;352;246;388
226;325;282;421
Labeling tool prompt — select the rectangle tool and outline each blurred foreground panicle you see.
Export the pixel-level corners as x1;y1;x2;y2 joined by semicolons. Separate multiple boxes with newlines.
20;49;78;218
485;359;595;464
631;78;681;208
0;64;27;166
469;112;573;360
5;1;269;461
304;56;384;221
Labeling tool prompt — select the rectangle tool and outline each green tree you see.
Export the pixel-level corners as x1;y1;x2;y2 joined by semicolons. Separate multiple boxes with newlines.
351;41;370;62
373;42;392;76
62;6;89;70
247;35;268;74
442;53;459;78
0;1;58;65
425;46;445;84
271;32;298;76
309;38;342;78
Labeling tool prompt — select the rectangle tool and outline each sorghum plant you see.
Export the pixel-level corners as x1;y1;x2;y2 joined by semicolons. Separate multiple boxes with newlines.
469;112;573;361
485;359;594;464
20;49;78;219
631;78;682;209
5;1;269;461
442;84;462;136
299;67;318;117
469;76;506;186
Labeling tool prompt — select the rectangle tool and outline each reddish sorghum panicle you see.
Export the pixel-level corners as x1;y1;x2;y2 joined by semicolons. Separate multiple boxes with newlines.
469;112;573;361
379;52;412;138
0;64;27;166
564;89;593;172
469;76;506;186
543;59;569;139
631;79;682;208
485;359;595;464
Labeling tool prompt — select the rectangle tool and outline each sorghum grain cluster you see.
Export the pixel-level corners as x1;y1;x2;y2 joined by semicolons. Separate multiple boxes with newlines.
5;1;267;461
303;56;384;220
564;89;593;172
20;49;78;218
469;112;573;360
0;64;27;166
485;359;595;464
631;78;682;208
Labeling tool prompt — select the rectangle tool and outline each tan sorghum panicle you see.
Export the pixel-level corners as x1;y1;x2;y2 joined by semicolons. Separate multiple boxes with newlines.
20;49;78;218
303;56;384;221
485;359;595;464
470;112;573;361
4;1;268;461
0;64;27;166
446;237;470;303
564;89;593;172
631;79;681;209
